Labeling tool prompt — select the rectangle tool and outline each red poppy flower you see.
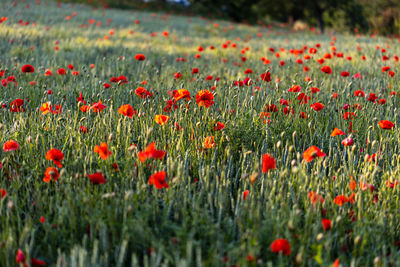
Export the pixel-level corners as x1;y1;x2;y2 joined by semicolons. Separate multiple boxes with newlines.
260;72;271;82
135;87;153;98
94;143;112;160
341;71;350;77
21;64;35;73
354;90;365;97
311;102;324;111
89;100;106;113
57;68;66;75
148;171;169;189
262;154;276;173
310;87;320;94
30;258;47;266
343;112;355;120
77;92;86;104
321;65;332;74
16;249;25;264
88;172;106;184
213;122;225;131
135;54;146;61
288;85;301;92
242;190;249;200
118;104;135;118
321;219;331;230
0;188;7;199
46;148;64;167
196;90;214;108
138;142;166;162
367;93;378;102
3;140;19;152
43;167;60;183
10;99;24;112
378;120;394;129
341;137;354;146
303;146;326;162
270;239;291;255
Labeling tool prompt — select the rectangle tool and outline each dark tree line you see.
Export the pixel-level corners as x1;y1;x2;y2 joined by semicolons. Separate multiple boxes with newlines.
60;0;400;34
188;0;399;34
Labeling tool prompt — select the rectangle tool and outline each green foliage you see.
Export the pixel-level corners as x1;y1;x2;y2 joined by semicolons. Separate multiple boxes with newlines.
0;0;400;266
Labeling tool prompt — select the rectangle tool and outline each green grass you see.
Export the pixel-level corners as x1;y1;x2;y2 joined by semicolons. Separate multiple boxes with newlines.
0;1;400;266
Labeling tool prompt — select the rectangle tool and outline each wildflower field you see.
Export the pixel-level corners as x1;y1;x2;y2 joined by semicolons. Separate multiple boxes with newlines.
1;1;400;266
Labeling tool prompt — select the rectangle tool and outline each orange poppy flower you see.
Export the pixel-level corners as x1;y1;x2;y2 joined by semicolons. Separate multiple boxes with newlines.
203;136;215;149
155;115;169;125
88;172;106;184
262;153;276;173
3;140;19;152
138;142;166;162
148;171;169;189
330;128;346;137
303;146;326;162
80;105;89;112
94;143;112;160
308;191;324;204
173;89;191;101
196;90;214;108
118;104;135;118
270;239;291;255
378;120;394;130
46;148;64;167
43;167;60;183
334;195;349;206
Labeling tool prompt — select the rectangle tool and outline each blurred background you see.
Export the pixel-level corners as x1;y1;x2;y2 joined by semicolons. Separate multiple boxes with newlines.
59;0;400;35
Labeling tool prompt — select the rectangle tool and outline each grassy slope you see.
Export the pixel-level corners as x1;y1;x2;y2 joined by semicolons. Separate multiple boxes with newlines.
0;0;400;266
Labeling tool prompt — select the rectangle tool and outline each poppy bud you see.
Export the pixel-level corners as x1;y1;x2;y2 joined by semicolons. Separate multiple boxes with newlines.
108;133;113;141
374;257;381;265
287;220;294;230
289;145;294;152
291;166;299;173
371;140;377;148
336;216;342;223
296;253;303;264
291;160;296;166
276;141;281;149
8;200;14;210
354;235;362;245
316;233;324;241
364;154;369;162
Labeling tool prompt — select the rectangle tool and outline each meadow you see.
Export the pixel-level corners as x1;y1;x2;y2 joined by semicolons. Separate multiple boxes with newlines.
1;0;400;266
